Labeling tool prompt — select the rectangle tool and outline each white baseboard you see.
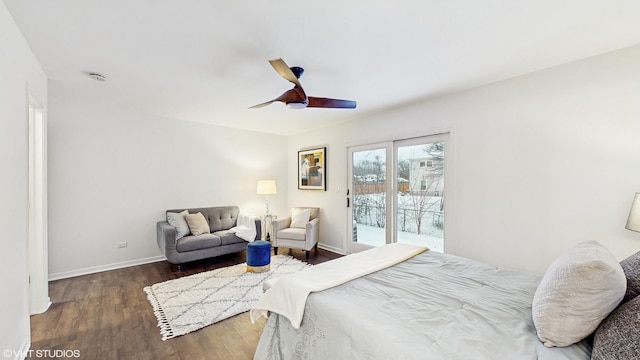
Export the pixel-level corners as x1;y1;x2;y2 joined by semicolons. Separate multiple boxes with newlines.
31;297;51;315
49;256;167;281
318;243;346;255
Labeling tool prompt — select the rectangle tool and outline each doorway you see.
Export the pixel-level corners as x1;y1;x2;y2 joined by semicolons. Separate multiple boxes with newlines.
28;101;50;314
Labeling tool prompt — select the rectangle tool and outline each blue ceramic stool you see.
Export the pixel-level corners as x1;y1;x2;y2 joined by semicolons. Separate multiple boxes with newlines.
247;240;271;273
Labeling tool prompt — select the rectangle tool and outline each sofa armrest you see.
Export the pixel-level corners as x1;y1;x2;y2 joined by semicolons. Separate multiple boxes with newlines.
306;217;319;232
273;217;291;232
272;217;291;245
305;217;320;248
157;221;177;254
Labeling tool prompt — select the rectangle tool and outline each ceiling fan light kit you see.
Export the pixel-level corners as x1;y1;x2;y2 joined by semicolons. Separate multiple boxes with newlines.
250;58;356;110
286;102;308;109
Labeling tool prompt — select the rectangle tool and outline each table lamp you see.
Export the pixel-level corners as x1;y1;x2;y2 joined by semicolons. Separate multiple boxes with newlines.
626;192;640;232
257;180;277;216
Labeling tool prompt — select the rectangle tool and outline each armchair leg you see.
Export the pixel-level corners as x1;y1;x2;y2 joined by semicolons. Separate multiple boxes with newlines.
177;264;184;272
274;247;278;255
305;250;310;260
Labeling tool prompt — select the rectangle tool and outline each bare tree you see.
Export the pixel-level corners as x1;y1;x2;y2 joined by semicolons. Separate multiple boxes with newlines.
408;143;444;234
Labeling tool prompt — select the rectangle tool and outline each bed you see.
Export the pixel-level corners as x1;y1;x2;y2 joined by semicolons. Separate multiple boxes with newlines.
251;243;639;360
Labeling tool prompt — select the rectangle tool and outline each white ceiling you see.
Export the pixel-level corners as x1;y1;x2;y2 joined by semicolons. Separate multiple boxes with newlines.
5;0;640;136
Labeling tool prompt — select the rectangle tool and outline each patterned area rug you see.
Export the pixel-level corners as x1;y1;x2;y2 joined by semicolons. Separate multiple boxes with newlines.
144;255;310;340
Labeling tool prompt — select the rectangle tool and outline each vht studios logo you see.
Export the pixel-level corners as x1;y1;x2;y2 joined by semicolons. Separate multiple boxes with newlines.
3;349;80;358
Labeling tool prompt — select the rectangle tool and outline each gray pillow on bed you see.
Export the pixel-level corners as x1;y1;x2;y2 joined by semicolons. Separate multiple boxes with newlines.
591;295;640;360
619;250;640;304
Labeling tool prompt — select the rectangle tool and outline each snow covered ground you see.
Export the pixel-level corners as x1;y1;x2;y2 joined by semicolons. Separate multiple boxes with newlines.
354;224;444;253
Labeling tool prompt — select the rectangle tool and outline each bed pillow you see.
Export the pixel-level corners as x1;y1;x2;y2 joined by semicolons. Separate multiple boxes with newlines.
531;240;626;347
185;212;211;236
591;295;640;359
290;208;311;228
167;210;190;240
619;250;640;304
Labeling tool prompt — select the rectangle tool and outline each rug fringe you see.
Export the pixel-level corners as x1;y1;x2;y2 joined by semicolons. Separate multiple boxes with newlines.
143;286;176;341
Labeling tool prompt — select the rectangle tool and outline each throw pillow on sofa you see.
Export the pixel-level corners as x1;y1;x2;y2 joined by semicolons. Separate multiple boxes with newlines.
185;212;210;236
290;208;311;228
167;210;190;240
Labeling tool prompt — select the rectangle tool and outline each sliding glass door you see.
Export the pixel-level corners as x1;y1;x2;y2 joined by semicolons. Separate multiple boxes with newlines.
347;134;447;253
395;135;445;252
347;143;391;253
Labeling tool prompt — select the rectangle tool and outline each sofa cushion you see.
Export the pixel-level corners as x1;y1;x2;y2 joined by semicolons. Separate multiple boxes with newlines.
214;230;245;246
277;228;307;241
166;210;190;240
209;207;238;232
194;206;239;232
167;206;240;232
185;212;210;236
176;234;221;252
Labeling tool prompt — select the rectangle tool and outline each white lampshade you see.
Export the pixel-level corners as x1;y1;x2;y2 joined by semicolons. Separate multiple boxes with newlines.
626;192;640;232
257;180;277;195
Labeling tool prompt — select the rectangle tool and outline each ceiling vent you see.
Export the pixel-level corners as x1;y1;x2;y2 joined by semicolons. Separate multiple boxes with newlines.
88;73;107;82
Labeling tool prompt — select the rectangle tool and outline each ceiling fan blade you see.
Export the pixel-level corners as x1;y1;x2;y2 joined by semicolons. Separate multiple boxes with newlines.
248;100;276;109
307;97;357;109
249;87;307;109
269;58;302;87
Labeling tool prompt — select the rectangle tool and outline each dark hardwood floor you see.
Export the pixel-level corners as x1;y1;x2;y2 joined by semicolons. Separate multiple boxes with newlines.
28;248;342;360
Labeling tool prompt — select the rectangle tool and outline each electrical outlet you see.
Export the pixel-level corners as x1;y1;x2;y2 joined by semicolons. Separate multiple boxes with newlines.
116;242;128;248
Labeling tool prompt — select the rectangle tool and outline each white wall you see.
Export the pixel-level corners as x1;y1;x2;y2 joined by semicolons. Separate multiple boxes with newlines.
288;45;640;274
48;87;287;278
0;1;48;357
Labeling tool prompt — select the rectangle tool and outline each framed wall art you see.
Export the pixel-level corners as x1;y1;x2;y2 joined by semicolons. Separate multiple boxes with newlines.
298;147;326;190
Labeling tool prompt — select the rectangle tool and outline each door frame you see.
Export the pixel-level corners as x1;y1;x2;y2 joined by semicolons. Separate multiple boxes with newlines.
393;133;449;248
346;132;452;254
28;97;50;315
346;142;393;253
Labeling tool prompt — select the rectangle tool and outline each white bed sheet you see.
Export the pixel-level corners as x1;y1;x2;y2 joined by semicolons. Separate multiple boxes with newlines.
254;251;591;360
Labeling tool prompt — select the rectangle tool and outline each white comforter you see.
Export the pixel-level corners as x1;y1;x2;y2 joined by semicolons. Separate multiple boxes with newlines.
250;243;427;328
254;251;592;360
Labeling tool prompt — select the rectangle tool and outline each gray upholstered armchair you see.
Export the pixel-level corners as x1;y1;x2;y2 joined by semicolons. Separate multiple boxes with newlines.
272;207;319;260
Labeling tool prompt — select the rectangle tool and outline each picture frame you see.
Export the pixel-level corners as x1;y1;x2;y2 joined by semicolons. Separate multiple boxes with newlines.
298;147;326;190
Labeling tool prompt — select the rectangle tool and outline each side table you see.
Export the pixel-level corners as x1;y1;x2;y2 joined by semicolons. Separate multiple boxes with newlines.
261;214;277;240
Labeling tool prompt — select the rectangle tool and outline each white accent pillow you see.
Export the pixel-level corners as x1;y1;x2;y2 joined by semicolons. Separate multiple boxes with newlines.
167;210;190;240
532;240;626;347
290;208;311;228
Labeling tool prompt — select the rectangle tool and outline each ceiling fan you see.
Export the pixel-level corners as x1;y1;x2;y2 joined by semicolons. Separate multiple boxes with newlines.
250;58;357;110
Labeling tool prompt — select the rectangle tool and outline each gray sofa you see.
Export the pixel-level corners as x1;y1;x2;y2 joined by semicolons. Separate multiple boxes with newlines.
156;206;261;268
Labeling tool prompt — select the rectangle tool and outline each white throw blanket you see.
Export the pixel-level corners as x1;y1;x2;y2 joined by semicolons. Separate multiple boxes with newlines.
250;243;428;328
229;213;257;242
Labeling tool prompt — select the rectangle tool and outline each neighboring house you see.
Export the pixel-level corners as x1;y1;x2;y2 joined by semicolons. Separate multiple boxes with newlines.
408;157;444;196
